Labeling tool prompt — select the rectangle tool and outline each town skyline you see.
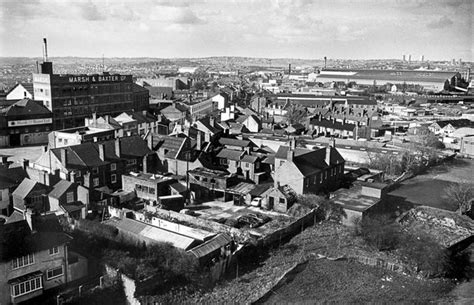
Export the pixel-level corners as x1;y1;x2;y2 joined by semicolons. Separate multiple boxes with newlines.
1;0;472;61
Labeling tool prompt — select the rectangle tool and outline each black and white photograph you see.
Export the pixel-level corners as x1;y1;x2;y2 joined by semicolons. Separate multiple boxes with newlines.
0;0;472;304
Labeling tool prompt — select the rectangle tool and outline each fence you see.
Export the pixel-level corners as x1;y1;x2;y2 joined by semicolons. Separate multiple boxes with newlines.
349;254;414;275
255;209;318;248
56;276;105;304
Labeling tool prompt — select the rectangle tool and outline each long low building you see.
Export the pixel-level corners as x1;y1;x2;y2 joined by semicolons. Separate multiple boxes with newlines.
316;68;462;92
105;216;201;250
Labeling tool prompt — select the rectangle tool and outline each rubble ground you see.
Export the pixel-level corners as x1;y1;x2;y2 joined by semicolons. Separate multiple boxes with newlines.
153;221;456;304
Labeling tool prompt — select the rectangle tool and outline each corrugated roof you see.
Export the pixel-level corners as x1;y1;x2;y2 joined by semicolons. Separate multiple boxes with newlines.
105;217;198;250
188;233;232;259
227;182;256;195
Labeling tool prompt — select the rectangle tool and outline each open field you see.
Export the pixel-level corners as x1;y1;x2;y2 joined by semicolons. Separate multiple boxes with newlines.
261;259;453;304
388;158;474;212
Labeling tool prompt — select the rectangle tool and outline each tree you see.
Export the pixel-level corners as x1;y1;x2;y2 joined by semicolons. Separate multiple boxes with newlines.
444;182;473;216
356;215;401;251
285;104;307;125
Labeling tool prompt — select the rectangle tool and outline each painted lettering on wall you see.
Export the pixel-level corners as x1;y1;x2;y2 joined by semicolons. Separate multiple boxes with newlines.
68;75;127;83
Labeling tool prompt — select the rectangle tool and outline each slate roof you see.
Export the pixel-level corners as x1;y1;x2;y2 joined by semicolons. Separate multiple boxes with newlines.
0;166;27;189
309;118;356;131
129;111;157;124
216;149;244;161
276;146;344;176
153;135;187;159
241;154;259;163
49;180;75;199
51;136;152;169
0;98;51;116
219;137;251;148
145;86;173;98
433;119;474;129
0;215;71;262
197;116;221;134
12;178;38;199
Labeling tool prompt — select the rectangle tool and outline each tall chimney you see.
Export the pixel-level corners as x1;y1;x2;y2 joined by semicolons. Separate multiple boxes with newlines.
43;38;48;62
115;138;121;157
61;149;67;166
324;56;327;69
288;63;291;76
98;143;105;161
142;154;148;173
93;112;97;125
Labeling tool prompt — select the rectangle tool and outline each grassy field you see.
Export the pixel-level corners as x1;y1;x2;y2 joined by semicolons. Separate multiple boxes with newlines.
388;158;474;212
262;259;453;304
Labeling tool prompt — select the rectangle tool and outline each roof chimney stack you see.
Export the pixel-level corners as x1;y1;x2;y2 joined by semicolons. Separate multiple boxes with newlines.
98;143;105;161
325;138;335;165
115;138;121;157
61;148;67;166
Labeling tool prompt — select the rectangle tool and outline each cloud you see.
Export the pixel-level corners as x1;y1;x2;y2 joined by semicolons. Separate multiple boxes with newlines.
77;1;106;21
427;15;454;29
1;0;44;18
150;6;205;25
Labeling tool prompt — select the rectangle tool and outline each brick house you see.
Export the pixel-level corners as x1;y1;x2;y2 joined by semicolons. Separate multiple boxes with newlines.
274;140;345;195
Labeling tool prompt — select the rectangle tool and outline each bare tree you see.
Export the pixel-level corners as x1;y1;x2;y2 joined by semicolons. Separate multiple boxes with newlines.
445;182;474;215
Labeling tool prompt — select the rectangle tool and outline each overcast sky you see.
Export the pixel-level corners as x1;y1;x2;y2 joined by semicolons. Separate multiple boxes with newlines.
0;0;472;61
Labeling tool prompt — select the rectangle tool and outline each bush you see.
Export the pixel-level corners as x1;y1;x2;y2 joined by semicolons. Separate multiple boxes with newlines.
399;234;450;277
356;215;401;251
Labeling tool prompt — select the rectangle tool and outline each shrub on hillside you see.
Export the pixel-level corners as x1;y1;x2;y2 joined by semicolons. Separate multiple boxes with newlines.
356;215;401;251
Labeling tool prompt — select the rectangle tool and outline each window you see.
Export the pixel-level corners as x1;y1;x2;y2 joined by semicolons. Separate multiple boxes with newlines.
110;163;116;171
12;254;34;269
149;188;155;194
11;277;42;297
127;159;137;165
111;174;117;183
92;167;99;174
75;171;81;177
49;246;59;255
30;195;42;205
46;266;63;280
279;198;285;204
93;178;99;187
66;192;74;203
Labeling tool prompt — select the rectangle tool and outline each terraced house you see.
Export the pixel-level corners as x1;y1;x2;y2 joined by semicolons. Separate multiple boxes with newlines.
31;136;155;191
